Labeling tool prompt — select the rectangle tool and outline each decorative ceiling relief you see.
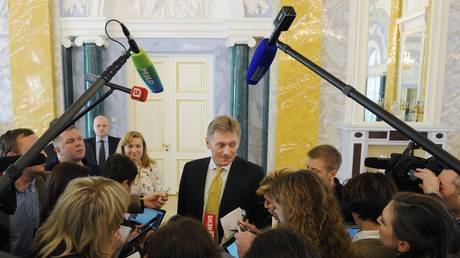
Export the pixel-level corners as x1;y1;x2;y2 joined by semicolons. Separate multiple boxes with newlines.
62;0;87;16
243;0;271;17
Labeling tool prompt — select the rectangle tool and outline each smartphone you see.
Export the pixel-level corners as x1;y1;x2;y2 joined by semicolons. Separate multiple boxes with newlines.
221;236;239;258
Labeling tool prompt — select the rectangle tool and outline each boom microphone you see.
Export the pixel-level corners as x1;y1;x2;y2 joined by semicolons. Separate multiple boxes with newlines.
247;6;296;85
0;153;46;172
364;157;390;170
120;23;164;93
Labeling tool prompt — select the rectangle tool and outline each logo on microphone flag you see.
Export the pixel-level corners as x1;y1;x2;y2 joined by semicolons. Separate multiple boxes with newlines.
203;213;217;239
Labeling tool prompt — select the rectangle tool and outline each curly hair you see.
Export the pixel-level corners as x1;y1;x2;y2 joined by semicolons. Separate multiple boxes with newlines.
271;170;355;258
256;169;294;196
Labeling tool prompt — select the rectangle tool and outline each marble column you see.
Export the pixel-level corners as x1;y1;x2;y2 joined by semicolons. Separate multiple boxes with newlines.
83;42;103;138
61;45;74;109
231;43;250;159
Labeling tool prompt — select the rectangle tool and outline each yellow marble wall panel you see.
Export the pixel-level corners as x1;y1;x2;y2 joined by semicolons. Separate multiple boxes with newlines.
7;0;56;135
275;0;323;169
383;0;402;110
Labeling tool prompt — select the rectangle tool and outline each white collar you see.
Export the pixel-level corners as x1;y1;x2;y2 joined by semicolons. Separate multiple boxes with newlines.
96;135;108;142
352;230;380;242
209;157;232;172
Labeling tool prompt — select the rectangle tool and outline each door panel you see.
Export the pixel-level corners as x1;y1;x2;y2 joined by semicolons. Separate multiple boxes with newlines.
128;54;213;193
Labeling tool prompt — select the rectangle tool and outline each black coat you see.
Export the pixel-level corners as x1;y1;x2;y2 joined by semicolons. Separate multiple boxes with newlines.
84;135;120;163
178;156;270;239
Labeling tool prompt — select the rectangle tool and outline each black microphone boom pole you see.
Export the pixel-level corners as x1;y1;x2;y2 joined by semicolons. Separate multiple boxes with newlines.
0;50;132;214
275;39;460;173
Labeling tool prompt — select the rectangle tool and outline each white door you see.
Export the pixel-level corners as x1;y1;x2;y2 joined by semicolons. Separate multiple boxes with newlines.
127;54;214;194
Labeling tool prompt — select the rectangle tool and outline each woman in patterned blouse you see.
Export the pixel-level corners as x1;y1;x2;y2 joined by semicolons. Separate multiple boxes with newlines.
118;130;167;195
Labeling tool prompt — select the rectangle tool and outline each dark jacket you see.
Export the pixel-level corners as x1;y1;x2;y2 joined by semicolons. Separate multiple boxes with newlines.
84;135;120;163
178;156;270;240
45;157;100;176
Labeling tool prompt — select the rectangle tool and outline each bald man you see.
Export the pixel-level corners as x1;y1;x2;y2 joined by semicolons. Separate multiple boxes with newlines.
84;115;120;167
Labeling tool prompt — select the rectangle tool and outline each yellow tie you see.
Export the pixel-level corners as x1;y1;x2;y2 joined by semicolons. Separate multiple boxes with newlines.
205;166;223;218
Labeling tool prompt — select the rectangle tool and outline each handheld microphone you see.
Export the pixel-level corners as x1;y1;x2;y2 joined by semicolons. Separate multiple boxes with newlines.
247;39;278;85
0;153;46;172
246;6;296;85
119;23;164;93
105;82;149;102
130;85;148;102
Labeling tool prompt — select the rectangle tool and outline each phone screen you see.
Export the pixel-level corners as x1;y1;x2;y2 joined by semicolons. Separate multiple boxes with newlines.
222;236;239;258
226;241;239;258
128;208;166;228
347;226;359;238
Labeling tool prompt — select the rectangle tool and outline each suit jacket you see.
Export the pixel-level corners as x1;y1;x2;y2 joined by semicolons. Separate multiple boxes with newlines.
84;135;120;163
178;156;270;239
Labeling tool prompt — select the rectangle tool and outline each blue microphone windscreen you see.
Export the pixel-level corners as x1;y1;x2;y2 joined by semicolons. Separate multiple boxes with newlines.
247;39;277;85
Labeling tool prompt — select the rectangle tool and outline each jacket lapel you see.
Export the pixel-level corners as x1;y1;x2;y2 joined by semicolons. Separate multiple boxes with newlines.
196;157;211;216
219;157;241;215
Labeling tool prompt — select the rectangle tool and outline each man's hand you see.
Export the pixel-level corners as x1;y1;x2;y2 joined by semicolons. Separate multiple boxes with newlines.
143;191;168;209
414;168;441;195
235;231;256;258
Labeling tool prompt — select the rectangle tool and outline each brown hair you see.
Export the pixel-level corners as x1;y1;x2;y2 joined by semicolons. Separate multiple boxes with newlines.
271;170;354;258
40;162;91;224
145;216;220;258
118;130;155;169
0;128;34;156
342;172;397;223
307;144;342;171
206;115;240;139
245;227;320;258
391;192;457;258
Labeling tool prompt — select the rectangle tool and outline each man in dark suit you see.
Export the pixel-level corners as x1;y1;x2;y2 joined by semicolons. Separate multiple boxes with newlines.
178;115;269;241
84;115;120;167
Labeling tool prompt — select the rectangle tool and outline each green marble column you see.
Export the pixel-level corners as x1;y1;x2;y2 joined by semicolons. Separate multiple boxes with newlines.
83;43;103;138
262;73;270;172
62;46;73;109
231;44;249;159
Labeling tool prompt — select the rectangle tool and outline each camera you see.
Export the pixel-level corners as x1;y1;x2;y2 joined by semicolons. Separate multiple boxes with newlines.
366;142;447;193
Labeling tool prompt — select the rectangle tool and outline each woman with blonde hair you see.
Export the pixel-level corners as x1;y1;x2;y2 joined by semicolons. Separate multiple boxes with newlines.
30;176;130;258
118;130;166;195
270;170;355;258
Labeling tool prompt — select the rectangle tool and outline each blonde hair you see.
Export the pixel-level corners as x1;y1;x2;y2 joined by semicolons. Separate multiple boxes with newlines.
207;115;240;139
118;130;155;169
256;169;294;196
31;177;130;258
